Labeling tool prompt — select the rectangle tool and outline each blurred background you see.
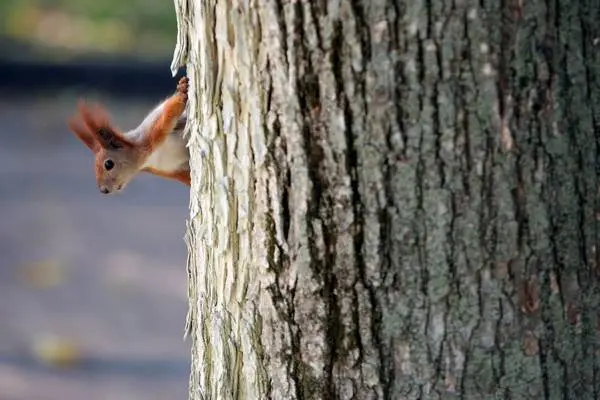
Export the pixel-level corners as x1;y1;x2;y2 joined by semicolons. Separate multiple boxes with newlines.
0;1;190;399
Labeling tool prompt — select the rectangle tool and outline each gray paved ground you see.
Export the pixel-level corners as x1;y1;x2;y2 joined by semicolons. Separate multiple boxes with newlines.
0;94;190;400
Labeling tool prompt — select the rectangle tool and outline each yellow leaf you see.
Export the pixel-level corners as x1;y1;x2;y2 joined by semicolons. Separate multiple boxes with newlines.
31;336;81;368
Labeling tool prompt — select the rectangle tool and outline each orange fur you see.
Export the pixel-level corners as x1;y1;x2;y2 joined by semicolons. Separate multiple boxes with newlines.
67;115;98;151
71;101;135;150
80;103;133;146
143;167;191;186
140;79;188;155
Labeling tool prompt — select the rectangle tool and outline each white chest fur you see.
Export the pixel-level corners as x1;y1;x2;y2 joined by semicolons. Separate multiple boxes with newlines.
124;99;190;173
142;132;189;172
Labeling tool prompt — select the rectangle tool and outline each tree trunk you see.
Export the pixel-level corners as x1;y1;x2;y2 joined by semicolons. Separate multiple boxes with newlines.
171;0;600;398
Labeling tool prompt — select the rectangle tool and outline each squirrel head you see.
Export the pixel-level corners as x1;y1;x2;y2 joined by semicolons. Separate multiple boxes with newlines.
68;101;144;194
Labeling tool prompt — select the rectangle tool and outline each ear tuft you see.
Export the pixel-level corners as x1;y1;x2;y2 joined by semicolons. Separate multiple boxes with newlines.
67;106;98;152
76;101;132;150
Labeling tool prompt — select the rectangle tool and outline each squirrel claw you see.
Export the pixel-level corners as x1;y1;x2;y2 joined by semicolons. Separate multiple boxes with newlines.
177;77;189;98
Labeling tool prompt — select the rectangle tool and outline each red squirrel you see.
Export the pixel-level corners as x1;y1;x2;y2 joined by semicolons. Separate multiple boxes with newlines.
67;76;190;194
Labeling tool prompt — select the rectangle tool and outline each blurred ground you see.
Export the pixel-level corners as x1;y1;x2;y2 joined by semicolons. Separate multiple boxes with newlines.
0;94;190;400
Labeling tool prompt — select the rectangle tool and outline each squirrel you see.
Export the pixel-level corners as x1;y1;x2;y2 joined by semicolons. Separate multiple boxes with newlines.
67;76;190;194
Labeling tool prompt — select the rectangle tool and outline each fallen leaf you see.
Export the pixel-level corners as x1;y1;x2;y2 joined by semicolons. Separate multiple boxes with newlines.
31;335;81;368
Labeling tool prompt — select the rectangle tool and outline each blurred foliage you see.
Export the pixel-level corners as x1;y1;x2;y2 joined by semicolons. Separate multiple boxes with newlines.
0;0;176;61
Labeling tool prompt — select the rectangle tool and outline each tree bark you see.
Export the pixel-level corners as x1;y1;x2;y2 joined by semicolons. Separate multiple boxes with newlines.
172;0;600;399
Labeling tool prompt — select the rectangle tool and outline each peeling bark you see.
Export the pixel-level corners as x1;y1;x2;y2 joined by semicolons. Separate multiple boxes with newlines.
172;0;600;399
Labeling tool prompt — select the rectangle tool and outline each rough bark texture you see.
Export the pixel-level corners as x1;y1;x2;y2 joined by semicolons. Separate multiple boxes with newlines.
172;0;600;399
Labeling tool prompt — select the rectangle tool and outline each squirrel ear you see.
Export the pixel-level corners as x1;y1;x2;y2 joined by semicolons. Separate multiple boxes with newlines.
77;101;133;150
95;126;128;150
68;115;98;152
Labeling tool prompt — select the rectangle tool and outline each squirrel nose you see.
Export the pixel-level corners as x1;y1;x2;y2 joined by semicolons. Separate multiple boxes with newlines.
100;187;110;194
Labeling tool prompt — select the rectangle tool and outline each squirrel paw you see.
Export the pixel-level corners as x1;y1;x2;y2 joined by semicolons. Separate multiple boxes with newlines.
177;77;189;100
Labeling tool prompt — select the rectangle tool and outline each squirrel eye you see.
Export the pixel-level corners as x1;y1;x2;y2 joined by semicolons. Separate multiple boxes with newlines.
104;159;115;171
